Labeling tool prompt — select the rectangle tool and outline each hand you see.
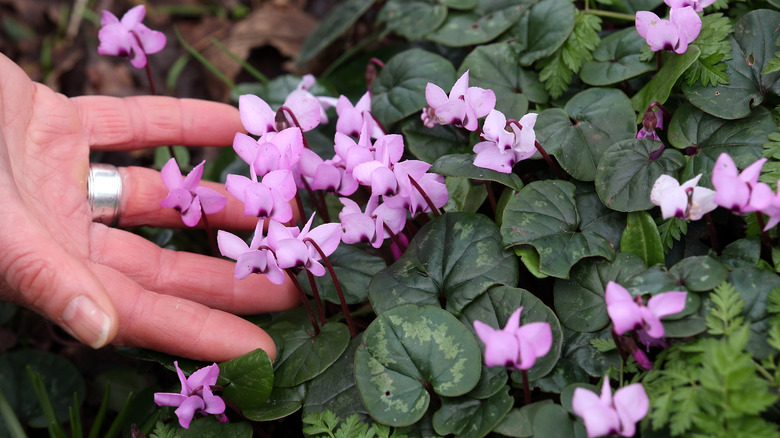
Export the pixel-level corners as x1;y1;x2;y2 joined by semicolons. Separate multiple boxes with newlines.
0;53;299;362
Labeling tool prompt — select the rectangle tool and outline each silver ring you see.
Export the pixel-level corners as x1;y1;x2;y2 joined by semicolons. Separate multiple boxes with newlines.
87;163;122;226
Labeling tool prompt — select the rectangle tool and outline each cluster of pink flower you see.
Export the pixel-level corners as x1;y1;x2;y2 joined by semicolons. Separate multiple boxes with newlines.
423;71;539;174
650;153;780;230
635;0;713;54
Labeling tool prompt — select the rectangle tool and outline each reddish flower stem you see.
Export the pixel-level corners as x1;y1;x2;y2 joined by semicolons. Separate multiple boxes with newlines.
408;175;444;217
285;269;320;336
521;370;531;406
277;106;310;150
704;213;720;255
508;119;566;180
383;222;408;253
200;209;218;257
303;238;357;337
305;269;327;325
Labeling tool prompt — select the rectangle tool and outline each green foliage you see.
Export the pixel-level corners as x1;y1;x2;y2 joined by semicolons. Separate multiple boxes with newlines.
302;411;407;438
150;422;180;438
657;217;688;252
762;52;780;74
684;13;733;86
705;282;745;336
760;131;780;184
589;337;617;352
538;12;601;98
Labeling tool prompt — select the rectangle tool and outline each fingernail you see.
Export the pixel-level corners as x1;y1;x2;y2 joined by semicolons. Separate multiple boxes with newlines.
61;296;111;348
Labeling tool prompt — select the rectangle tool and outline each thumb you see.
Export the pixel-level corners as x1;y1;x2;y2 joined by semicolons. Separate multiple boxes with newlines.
1;221;118;348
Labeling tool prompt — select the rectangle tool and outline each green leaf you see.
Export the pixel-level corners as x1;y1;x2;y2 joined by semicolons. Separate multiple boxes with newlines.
574;181;626;248
378;0;448;41
621;211;665;267
657;217;688;252
536;87;637;181
459;42;548;115
667;104;774;187
531;403;580;438
354;305;482;427
513;0;578;66
241;384;306;421
426;0;531;47
270;321;350;387
432;387;513;438
491;401;552;437
299;244;386;305
296;0;377;68
682;13;733;87
728;267;780;359
595;138;685;212
631;47;701;120
705;282;745;335
367;212;519;316
581;28;655;86
444;176;488;213
431;153;525;191
683;10;780;119
219;349;274;411
532;358;590;394
402;118;470;163
668;256;728;292
560;328;622;377
553;252;647;332
460;285;564;381
0;350;85;430
371;48;456;126
303;337;368;421
179;416;252;437
501;180;616;278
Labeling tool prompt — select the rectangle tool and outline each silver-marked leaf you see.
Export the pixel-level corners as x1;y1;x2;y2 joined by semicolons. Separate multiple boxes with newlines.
270;321;350;387
368;212;519;316
580;28;655;86
574;181;626;249
536;88;636;181
553;253;647;332
445;176;489;213
431;153;525;191
595;138;685;212
512;0;577;66
426;0;532;47
432;387;513;438
501;180;615;279
371;48;456;126
460;285;564;381
355;305;482;427
459;42;549;116
668;256;728;292
666;104;774;188
683;10;780;119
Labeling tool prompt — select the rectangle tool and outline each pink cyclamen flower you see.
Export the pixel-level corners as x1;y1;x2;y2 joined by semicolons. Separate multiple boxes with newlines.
711;153;768;214
335;93;385;138
97;5;166;68
650;174;716;220
295;74;339;126
606;281;686;347
572;378;649;438
225;170;297;223
154;362;226;429
664;0;715;12
636;105;663;141
749;181;780;230
159;158;227;227
233;127;304;178
473;306;553;370
473;110;537;173
267;214;342;276
635;7;701;54
217;223;284;284
422;70;496;131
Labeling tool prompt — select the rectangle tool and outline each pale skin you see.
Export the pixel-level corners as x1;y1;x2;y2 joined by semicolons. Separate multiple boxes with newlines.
0;53;300;362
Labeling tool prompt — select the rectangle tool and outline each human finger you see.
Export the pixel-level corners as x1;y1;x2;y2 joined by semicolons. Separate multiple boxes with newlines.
90;263;277;362
73;95;245;150
89;225;301;314
0;206;119;349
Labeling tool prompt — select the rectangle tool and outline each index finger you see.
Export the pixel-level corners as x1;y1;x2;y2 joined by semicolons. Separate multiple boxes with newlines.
73;95;245;150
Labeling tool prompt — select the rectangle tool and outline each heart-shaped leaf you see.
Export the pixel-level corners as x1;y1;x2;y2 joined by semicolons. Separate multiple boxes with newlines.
403;118;471;163
368;212;519;316
560;328;622;377
668;256;728;292
536;88;637;181
728;267;780;359
501;180;616;278
553;252;647;332
512;0;577;65
426;0;532;47
219;349;274;411
378;0;448;41
354;305;482;427
595;138;685;212
460;285;564;381
241;385;306;421
432;387;513;438
666;104;774;187
303;337;368;420
269;321;350;388
683;10;780;119
371;48;456;126
298;244;386;305
581;28;655;86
